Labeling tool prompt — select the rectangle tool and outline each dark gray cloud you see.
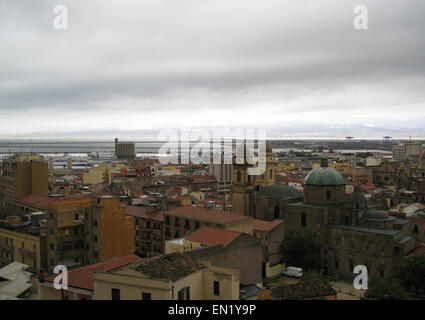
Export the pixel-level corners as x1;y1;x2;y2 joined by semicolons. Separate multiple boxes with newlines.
1;0;425;137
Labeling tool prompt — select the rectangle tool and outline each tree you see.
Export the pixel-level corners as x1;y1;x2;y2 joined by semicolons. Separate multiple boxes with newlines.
363;282;407;300
396;255;425;296
280;228;325;272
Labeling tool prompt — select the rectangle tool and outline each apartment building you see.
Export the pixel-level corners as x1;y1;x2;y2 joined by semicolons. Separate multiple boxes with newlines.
124;205;163;258
0;154;48;208
208;160;233;194
393;142;423;162
162;206;253;244
46;196;135;272
0;224;47;274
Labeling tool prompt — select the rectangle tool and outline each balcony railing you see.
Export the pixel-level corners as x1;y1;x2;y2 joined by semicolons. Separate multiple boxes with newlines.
19;248;37;258
0;243;14;251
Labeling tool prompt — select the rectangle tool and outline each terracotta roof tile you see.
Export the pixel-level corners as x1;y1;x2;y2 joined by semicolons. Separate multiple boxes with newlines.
186;227;241;247
130;252;205;281
124;206;163;221
165;206;251;224
42;254;141;291
16;193;91;209
259;278;336;300
253;219;283;232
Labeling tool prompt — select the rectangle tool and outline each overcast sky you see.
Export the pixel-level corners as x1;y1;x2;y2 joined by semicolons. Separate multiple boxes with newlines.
1;0;425;138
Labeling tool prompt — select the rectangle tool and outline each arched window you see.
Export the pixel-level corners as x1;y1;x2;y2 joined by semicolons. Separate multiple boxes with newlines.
237;171;241;183
269;169;273;179
274;206;280;219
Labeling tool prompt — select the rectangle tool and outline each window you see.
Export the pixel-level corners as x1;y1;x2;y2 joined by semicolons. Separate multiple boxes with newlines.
75;214;79;220
50;228;54;235
186;287;190;300
94;236;98;242
111;288;120;300
394;247;400;255
301;213;306;227
195;221;200;229
326;190;331;200
141;292;151;300
94;220;98;227
237;171;241;183
50;243;54;250
165;216;170;225
213;281;220;296
94;251;98;258
50;212;53;219
380;269;384;278
269;169;273;179
414;225;418;234
335;260;339;270
349;263;354;272
178;289;184;300
274;206;280;219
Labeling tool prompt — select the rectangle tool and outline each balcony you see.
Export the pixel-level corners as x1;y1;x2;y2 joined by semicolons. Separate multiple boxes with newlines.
0;243;14;251
57;219;84;228
19;248;37;258
0;257;10;265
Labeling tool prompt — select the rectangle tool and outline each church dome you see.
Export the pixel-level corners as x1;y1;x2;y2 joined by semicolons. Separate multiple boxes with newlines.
363;209;395;222
305;159;345;186
257;184;302;200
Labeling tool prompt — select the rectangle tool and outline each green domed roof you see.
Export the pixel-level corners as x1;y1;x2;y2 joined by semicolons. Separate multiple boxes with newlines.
305;166;345;186
257;184;302;199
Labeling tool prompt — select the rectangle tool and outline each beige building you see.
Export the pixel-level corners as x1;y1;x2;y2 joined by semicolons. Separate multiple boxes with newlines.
82;165;111;185
93;252;239;300
0;154;48;208
0;227;47;274
38;254;141;300
45;195;135;272
232;143;276;216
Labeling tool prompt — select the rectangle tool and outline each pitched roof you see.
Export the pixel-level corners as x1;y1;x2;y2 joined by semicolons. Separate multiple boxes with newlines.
16;194;55;208
186;227;241;247
16;193;90;209
42;255;140;291
165;206;251;225
124;206;163;221
130;252;205;281
259;278;336;300
253;219;283;232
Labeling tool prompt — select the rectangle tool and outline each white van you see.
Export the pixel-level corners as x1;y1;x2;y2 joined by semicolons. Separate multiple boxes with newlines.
283;266;303;278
